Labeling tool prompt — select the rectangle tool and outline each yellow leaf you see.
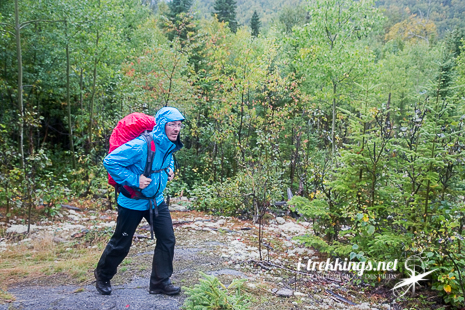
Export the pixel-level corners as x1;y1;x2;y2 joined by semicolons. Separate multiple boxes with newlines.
444;284;451;293
363;214;369;222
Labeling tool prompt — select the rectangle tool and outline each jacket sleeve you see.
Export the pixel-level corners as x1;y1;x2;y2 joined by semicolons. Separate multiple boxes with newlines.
103;140;144;188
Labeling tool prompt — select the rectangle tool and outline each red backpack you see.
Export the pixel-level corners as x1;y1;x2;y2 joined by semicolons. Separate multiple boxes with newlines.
108;112;156;199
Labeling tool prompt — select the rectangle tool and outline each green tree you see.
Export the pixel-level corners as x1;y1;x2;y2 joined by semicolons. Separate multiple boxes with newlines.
167;0;192;18
162;0;196;42
291;0;383;156
212;0;238;33
250;11;260;37
278;4;307;34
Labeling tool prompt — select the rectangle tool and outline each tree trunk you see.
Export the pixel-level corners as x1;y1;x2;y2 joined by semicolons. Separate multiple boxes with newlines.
80;68;84;112
65;20;76;169
88;31;99;152
15;0;24;168
27;180;33;234
331;82;337;157
5;182;10;224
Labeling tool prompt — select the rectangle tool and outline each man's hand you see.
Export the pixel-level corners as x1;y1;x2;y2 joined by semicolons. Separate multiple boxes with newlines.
168;168;174;182
139;175;152;189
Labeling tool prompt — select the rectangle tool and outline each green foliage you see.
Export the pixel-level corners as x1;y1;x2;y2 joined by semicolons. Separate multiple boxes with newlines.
377;0;465;37
277;4;307;34
182;272;250;310
167;0;193;17
212;0;238;33
1;0;465;307
250;11;260;37
191;163;283;218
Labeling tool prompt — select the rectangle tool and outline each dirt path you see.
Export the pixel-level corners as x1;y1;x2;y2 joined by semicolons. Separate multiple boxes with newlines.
0;207;404;310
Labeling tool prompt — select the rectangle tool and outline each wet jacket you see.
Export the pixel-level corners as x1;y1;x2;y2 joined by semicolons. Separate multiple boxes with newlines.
103;107;185;211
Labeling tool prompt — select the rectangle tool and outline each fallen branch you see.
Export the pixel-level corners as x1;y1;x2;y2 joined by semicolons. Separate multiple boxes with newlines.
60;204;81;211
326;289;356;305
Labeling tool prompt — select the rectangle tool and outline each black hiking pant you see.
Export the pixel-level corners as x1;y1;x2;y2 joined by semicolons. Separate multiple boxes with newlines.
95;201;175;288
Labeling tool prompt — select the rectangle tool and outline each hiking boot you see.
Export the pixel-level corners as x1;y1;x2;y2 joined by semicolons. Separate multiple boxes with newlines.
94;269;112;295
149;282;181;295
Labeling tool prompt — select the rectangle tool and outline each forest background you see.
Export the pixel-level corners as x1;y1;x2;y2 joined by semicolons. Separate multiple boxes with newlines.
1;0;465;307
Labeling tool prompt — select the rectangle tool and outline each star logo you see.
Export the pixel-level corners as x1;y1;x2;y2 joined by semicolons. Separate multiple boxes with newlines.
392;255;436;297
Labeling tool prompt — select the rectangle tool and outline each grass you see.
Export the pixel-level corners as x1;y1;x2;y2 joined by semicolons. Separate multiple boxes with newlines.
0;230;109;303
0;288;15;304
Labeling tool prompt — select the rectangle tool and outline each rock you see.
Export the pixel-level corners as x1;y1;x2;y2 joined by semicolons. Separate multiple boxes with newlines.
300;221;310;227
276;288;293;297
380;304;390;310
169;204;187;212
19;238;32;244
67;215;80;222
276;217;286;225
181;197;189;201
357;303;371;310
278;222;307;233
322;298;334;305
0;241;7;252
283;241;293;247
53;237;68;243
100;221;116;228
216;219;226;226
67;210;81;216
6;225;39;234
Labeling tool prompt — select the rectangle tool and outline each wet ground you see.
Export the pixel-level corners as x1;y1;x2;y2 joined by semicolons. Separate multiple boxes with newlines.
0;239;225;310
0;207;438;310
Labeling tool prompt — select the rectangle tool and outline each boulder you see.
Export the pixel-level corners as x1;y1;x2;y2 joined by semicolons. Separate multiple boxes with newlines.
276;288;293;297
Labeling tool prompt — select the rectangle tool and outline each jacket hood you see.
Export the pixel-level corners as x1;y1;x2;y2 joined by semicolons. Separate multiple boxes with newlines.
153;107;185;152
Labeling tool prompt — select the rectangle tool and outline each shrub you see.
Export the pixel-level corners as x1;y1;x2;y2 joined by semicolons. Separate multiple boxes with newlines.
182;272;250;310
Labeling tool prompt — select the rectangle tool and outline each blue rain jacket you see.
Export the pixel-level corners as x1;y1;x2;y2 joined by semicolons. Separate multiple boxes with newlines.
103;107;185;211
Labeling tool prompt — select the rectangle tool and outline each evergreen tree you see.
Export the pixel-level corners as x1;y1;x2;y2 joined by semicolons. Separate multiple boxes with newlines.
167;0;192;20
250;10;260;37
212;0;238;33
163;0;195;42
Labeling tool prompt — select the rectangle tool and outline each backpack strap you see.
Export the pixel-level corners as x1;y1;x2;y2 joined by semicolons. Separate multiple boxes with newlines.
141;131;155;178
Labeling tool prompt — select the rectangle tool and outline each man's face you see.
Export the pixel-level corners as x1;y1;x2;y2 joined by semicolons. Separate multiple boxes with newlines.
165;121;182;142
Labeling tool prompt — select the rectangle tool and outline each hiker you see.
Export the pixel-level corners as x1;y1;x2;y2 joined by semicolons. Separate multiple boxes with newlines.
94;107;185;296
